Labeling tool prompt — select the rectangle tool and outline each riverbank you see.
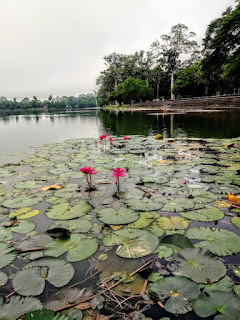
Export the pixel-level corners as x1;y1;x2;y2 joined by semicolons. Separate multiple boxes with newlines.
102;95;240;113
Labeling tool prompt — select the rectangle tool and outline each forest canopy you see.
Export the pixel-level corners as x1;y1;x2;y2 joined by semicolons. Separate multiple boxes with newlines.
96;2;240;106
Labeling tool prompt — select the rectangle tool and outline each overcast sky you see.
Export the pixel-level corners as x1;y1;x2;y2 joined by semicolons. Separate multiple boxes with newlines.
0;0;236;100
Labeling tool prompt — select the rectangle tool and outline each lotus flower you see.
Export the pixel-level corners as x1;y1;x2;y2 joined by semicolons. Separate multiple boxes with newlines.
123;136;128;141
111;167;126;191
79;166;97;189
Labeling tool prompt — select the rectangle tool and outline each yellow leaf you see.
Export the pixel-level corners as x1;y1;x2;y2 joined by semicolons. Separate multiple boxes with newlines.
42;184;62;191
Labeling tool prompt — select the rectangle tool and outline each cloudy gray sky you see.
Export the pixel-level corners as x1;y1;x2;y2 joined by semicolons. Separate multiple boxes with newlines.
0;0;236;100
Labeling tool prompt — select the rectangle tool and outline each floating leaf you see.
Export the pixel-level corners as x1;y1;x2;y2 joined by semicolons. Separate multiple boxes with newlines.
12;257;75;296
148;273;163;282
193;292;240;319
44;234;98;262
185;227;240;256
147;221;165;236
0;296;42;320
102;228;159;258
233;266;240;278
21;310;71;320
125;198;163;211
9;207;39;219
149;276;200;314
42;185;62;191
0;243;17;268
46;202;92;220
97;206;139;225
157;197;194;212
14;180;44;189
156;216;189;230
0;220;36;241
44;287;91;312
171;248;226;284
49;218;92;233
160;234;194;255
231;217;240;228
0;271;7;286
154;246;172;258
178;207;224;222
2;196;43;209
202;276;233;293
127;211;155;228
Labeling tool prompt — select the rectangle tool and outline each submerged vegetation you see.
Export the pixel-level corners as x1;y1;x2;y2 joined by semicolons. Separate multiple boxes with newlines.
0;135;240;319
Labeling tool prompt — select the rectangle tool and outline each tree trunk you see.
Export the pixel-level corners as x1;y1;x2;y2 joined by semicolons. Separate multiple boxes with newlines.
146;78;149;87
156;82;160;100
171;72;175;100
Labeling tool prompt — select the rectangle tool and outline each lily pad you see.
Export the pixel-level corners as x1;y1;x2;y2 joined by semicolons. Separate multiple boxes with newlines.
156;216;189;230
14;180;44;189
0;243;17;268
21;310;71;320
125;198;163;211
149;276;200;314
44;234;98;262
102;228;159;258
156;197;195;212
185;227;240;256
127;212;155;228
0;296;42;320
12;257;75;296
202;276;233;293
171;248;226;284
9;207;39;219
46;202;92;220
0;271;7;286
178;207;224;222
147;221;165;236
97;206;139;225
49;218;92;233
193;292;240;319
231;217;240;228
2;196;43;208
154;245;173;258
160;234;194;255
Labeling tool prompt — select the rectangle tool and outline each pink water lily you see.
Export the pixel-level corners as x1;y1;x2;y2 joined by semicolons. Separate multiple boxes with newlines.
111;167;126;191
123;136;128;140
79;166;97;189
109;137;113;145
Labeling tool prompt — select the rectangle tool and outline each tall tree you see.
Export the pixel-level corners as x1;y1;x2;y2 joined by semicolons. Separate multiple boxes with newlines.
201;3;240;94
151;24;199;99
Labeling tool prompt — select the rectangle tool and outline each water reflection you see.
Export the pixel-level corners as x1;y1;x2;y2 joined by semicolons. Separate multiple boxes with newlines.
1;108;240;155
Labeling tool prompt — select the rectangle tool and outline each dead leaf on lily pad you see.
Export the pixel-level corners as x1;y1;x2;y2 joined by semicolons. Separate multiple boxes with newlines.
42;185;62;191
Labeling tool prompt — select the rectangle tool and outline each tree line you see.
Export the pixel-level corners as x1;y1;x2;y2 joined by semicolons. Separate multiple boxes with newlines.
96;2;240;106
0;94;96;110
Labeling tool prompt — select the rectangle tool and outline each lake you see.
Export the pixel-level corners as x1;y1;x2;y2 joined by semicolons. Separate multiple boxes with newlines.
1;109;240;157
1;108;240;319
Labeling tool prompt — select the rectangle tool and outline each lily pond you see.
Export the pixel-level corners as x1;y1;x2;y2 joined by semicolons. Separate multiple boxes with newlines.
1;134;240;320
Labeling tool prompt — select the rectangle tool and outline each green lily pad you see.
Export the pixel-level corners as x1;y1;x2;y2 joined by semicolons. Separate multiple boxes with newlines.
0;243;17;268
193;292;240;319
2;196;43;208
231;217;240;228
233;266;240;278
202;276;233;293
156;216;189;230
147;221;165;236
21;310;71;320
157;197;195;212
97;206;139;225
46;202;92;220
149;276;200;314
127;212;155;228
154;245;172;258
234;285;240;297
12;257;75;296
171;248;226;284
0;271;7;286
102;228;159;258
178;207;224;222
185;227;240;256
0;296;42;320
160;234;194;255
44;234;98;262
49;218;92;233
14;180;44;189
125;198;163;211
